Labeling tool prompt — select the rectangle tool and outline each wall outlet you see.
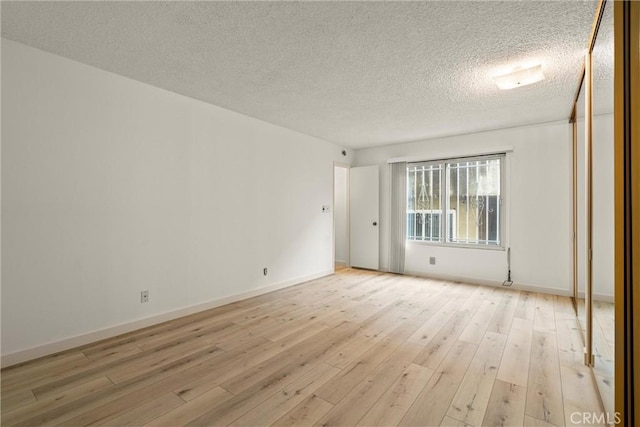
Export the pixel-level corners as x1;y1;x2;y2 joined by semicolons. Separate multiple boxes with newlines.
140;290;149;303
263;267;268;276
429;257;436;265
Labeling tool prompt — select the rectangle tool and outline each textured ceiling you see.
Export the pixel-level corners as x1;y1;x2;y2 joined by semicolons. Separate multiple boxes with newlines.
592;0;614;116
1;1;598;148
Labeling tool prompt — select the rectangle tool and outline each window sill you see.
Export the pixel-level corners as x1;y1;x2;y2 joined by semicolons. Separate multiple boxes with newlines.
406;240;506;251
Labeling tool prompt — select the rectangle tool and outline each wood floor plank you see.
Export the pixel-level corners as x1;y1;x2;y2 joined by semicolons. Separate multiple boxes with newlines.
144;387;233;426
271;394;334;426
230;362;340;426
487;290;519;335
560;365;605;427
214;327;266;352
448;282;480;300
514;291;536;321
270;320;333;349
482;380;526;427
1;377;113;426
313;310;433;405
414;309;474;370
46;347;230;426
171;338;291;402
232;300;303;327
524;414;562;427
233;305;317;343
525;331;565;427
1;352;89;389
555;318;584;369
134;319;238;352
185;356;323;426
83;342;144;364
457;285;494;314
1;354;97;396
258;306;332;343
533;293;556;333
594;374;615;423
357;363;434;426
14;345;230;426
350;275;396;302
407;297;460;346
319;303;400;363
591;316;615;378
459;299;498;344
103;392;184;426
553;295;576;321
338;300;396;324
399;340;478;426
220;321;359;395
592;301;614;418
593;301;615;351
106;337;225;384
440;416;474;426
322;305;413;369
446;332;507;426
30;335;226;399
1;352;88;380
0;389;36;415
315;343;422;426
313;333;411;405
497;317;533;388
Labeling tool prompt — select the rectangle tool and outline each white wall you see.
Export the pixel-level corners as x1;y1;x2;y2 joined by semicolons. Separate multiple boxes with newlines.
333;166;348;264
1;40;351;361
354;121;573;294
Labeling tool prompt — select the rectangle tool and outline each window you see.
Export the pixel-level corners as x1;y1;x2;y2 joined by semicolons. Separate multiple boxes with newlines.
406;154;504;247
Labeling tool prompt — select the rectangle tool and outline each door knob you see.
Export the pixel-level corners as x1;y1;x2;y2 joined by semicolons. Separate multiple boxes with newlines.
372;221;378;226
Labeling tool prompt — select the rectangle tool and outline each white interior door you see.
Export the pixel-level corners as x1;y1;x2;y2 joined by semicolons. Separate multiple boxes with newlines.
350;165;379;270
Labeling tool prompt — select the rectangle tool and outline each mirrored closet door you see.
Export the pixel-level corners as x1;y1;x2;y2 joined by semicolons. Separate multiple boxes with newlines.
573;0;614;416
574;79;587;345
590;0;614;414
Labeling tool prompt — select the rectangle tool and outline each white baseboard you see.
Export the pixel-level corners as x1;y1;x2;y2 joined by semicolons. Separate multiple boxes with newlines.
576;291;615;303
403;270;573;297
1;269;333;368
593;293;614;303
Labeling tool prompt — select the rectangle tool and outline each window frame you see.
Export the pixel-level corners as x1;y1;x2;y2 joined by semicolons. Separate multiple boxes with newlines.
406;153;506;251
406;160;444;242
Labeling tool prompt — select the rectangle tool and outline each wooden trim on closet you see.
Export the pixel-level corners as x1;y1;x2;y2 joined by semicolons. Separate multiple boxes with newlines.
614;1;639;425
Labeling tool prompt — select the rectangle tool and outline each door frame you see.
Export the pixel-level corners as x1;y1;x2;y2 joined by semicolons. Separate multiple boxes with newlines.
333;162;350;270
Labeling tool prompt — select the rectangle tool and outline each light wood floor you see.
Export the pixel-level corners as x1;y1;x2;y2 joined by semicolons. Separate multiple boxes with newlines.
592;301;615;418
1;269;605;426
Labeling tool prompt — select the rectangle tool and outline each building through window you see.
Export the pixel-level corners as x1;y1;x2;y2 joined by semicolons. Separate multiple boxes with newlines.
407;154;504;246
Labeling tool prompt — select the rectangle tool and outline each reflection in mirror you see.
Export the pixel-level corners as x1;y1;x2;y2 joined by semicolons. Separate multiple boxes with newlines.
575;77;586;343
590;0;614;414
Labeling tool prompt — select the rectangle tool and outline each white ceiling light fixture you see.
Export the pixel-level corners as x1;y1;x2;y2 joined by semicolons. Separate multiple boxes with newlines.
492;64;545;90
